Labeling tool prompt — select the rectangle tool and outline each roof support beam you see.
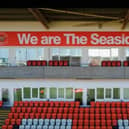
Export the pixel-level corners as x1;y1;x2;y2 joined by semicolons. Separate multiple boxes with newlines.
122;9;129;30
28;8;49;29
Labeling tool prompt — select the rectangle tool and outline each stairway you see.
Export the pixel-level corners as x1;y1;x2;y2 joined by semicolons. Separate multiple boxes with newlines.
0;108;11;129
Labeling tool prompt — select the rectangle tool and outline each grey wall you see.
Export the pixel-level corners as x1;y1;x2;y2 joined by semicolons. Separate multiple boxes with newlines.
0;66;128;79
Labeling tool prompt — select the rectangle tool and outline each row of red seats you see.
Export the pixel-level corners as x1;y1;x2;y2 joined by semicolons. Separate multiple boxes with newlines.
90;101;129;107
8;112;129;120
2;125;13;129
13;101;80;107
27;60;69;66
72;119;117;126
5;119;21;125
11;107;82;113
101;60;129;67
0;101;3;107
72;126;112;129
10;107;129;114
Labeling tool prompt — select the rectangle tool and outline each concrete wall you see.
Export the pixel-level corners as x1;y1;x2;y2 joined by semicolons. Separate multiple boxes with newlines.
0;66;128;79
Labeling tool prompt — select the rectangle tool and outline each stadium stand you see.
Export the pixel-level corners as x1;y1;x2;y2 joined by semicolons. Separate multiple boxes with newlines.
3;101;129;129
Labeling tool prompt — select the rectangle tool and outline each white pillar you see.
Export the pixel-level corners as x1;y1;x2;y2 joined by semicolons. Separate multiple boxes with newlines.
44;47;51;60
0;88;2;101
81;47;89;66
83;88;87;105
119;47;126;61
9;88;14;106
8;47;16;66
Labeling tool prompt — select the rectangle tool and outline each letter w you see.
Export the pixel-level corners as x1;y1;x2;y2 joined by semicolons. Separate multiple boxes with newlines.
17;33;31;44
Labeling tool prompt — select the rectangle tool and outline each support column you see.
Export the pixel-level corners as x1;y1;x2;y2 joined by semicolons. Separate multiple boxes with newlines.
9;88;14;106
119;47;126;61
83;88;87;105
8;47;16;66
81;47;89;66
44;47;51;60
0;88;2;101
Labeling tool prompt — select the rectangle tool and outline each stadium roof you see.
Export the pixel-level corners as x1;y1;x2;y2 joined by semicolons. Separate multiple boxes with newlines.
0;8;129;29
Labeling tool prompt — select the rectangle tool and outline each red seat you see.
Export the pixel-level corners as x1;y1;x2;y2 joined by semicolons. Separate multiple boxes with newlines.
19;113;24;119
53;61;59;66
19;101;23;107
52;113;56;119
24;113;29;119
53;108;58;113
73;113;78;119
8;113;13;119
65;102;70;107
123;113;127;119
29;101;34;107
85;108;89;113
2;125;7;129
41;113;46;119
122;102;127;108
68;113;73;119
72;126;77;129
37;61;41;66
21;107;26;113
30;113;35;119
34;101;39;107
90;108;95;114
69;108;74;113
101;120;106;126
16;107;21;113
74;108;79;113
14;101;19;107
70;101;75;107
41;60;47;66
32;107;37;113
57;113;62;119
11;107;15;113
64;108;68;113
32;61;37;66
79;114;84;119
42;107;47;113
35;113;40;118
14;113;18;119
27;60;32;66
78;120;83;126
58;108;63;113
75;101;80;107
63;60;69;66
60;101;64;107
55;101;59;107
101;61;107;67
123;61;129;66
5;119;10;125
59;61;64;66
95;120;100;126
27;107;31;113
44;101;49;107
63;113;67;119
84;120;89;126
90;114;95;120
48;107;53;113
46;113;51;119
24;101;29;107
37;107;42;113
48;60;53;66
39;101;44;107
107;120;111;126
90;120;94;126
16;119;21;125
95;102;100;108
10;119;15;125
112;120;117;126
8;125;13;129
72;120;77;126
50;101;54;107
79;108;84;113
105;102;111;108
